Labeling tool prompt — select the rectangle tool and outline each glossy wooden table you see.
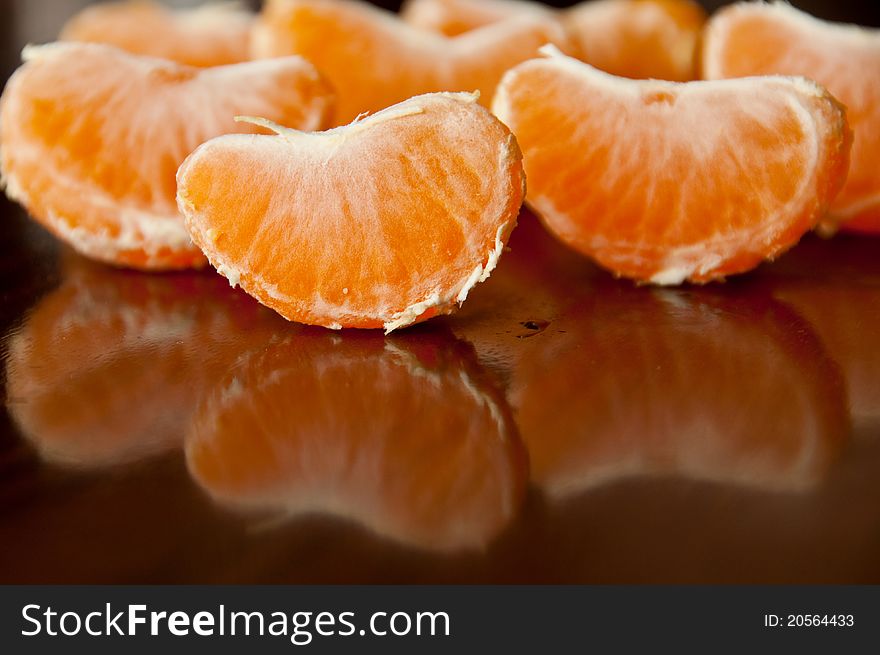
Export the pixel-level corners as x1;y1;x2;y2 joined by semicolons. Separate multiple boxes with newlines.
2;191;879;583
2;0;880;583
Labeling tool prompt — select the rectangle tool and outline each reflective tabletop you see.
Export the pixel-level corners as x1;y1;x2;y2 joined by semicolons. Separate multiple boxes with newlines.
2;197;879;583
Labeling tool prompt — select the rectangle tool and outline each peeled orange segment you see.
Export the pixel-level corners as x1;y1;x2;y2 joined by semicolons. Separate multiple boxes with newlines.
402;0;706;81
186;330;527;552
177;92;524;331
702;2;880;234
566;0;705;81
492;49;852;284
60;0;253;67
0;42;334;270
252;0;571;124
401;0;552;37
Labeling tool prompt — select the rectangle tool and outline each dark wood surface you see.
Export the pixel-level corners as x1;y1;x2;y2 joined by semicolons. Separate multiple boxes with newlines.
3;204;878;583
1;1;879;584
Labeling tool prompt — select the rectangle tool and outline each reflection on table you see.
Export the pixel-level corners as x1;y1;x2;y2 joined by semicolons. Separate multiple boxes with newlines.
5;254;281;468
1;210;879;583
187;329;526;552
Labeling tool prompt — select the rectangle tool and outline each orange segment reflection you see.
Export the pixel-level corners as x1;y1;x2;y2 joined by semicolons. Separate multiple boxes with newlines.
774;285;880;431
755;235;880;432
511;286;849;497
5;255;280;468
186;329;527;553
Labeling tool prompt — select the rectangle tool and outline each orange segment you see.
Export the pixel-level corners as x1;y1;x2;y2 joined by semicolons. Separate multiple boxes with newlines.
252;0;571;124
60;0;253;67
402;0;706;81
5;255;280;469
567;0;705;81
402;0;553;37
186;330;527;552
702;2;880;234
0;43;334;270
177;92;525;331
492;49;851;284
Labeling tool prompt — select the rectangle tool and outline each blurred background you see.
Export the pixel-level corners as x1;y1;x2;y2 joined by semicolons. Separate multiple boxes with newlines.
2;0;879;94
3;0;880;52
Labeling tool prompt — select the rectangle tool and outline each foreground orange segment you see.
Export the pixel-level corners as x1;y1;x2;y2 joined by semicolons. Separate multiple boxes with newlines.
177;92;525;331
492;48;851;284
402;0;706;81
186;331;527;552
0;43;334;270
60;0;252;67
702;2;880;234
252;0;571;123
568;0;705;81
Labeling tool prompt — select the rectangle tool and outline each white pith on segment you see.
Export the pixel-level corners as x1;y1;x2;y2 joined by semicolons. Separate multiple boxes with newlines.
702;1;880;81
492;47;840;284
401;0;553;33
404;0;702;82
176;92;523;332
1;142;195;266
59;0;253;67
702;1;880;225
252;0;570;123
0;42;332;269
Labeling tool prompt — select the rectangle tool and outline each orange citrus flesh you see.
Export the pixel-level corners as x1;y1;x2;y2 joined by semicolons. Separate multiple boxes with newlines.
0;42;334;271
702;2;880;234
60;0;253;67
5;255;282;469
185;330;527;552
511;286;847;498
252;0;572;124
177;92;525;331
402;0;553;37
402;0;706;81
492;48;852;284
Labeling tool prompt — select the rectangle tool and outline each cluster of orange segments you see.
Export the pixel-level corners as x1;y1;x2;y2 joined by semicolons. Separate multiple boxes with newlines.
1;0;878;333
